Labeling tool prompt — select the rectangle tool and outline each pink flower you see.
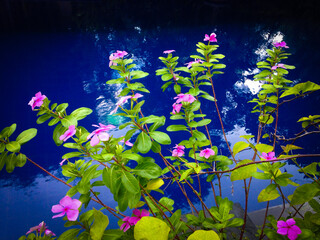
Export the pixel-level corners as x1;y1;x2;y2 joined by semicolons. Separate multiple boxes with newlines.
277;218;301;240
172;144;185;157
129;209;150;225
260;152;277;161
28;92;46;110
174;93;196;104
163;50;175;54
59;125;76;142
59;159;67;166
204;33;217;42
271;63;287;70
110;94;144;114
119;137;133;147
185;59;203;69
172;103;182;114
199;148;215;159
87;123;116;146
51;196;82;221
109;50;128;67
26;221;55;236
120;216;132;232
274;41;289;48
115;50;128;58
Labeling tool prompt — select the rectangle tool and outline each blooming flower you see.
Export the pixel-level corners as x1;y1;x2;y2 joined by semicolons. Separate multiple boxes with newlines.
185;59;203;69
119;137;133;147
52;196;82;221
199;148;215;159
260;152;277;161
274;41;289;48
271;63;287;70
28;92;46;110
26;221;55;236
172;103;182;114
59;125;76;142
204;33;217;42
110;94;144;115
174;93;196;104
120;216;132;232
163;50;175;54
172;144;185;157
277;218;301;240
87;123;116;146
109;50;128;67
129;209;150;225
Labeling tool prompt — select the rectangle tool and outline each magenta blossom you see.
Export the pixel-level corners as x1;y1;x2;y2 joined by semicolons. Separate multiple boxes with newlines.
87;123;116;146
172;144;185;157
28;92;46;110
274;41;289;48
26;221;56;236
185;59;203;69
174;93;196;104
277;218;301;240
260;152;277;161
59;125;76;142
119;137;133;147
271;63;287;70
110;93;144;115
129;209;150;225
163;50;175;54
52;196;82;221
172;103;182;115
199;148;215;159
120;216;132;232
204;33;217;42
109;50;128;67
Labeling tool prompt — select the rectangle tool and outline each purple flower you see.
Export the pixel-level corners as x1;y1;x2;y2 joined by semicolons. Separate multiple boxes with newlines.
260;152;277;161
110;94;144;115
172;144;185;157
59;125;76;142
128;209;150;225
163;50;175;54
52;196;82;221
87;123;116;146
271;63;287;70
174;93;196;104
277;218;301;240
28;92;46;110
199;148;215;159
120;216;132;232
26;221;55;236
274;41;289;48
172;103;182;115
204;33;217;42
185;59;203;69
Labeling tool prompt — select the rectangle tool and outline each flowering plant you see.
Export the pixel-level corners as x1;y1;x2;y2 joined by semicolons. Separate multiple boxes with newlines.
1;33;320;240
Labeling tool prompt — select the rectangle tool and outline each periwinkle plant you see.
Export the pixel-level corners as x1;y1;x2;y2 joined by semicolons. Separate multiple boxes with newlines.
1;33;320;240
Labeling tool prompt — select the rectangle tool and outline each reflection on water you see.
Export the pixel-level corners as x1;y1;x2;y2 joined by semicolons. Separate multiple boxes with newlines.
0;25;319;239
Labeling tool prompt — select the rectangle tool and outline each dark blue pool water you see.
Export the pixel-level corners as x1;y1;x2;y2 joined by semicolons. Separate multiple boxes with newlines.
1;23;320;239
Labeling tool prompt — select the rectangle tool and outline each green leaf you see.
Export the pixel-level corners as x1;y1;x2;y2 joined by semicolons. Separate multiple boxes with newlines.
133;162;162;179
134;217;170;240
61;115;78;128
255;144;273;154
291;183;320;205
48;118;60;126
146;178;164;190
197;119;211;127
53;124;67;146
233;141;249;156
280;81;320;98
135;131;152;154
16;128;37;145
71;107;93;120
121;170;140;194
62;152;83;159
257;184;280;202
0;152;7;171
231;159;257;181
0;123;16;138
149;131;171;145
6;153;16;173
166;125;188;132
57;228;80;240
90;209;109;240
254;70;271;78
16;153;27;167
200;94;216;102
299;162;319;176
56;103;69;112
180;168;194;182
240;135;255;140
36;114;51;124
6;141;21;152
187;230;220;240
151;141;161;153
102;230;124;240
102;168;121;194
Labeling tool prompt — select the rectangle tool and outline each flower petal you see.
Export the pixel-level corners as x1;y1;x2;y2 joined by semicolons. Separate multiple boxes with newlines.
52;212;66;219
66;209;79;221
59;195;73;207
90;134;100;146
51;204;64;213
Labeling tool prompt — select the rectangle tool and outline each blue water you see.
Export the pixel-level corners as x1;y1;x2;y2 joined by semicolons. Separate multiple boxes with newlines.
1;25;319;239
